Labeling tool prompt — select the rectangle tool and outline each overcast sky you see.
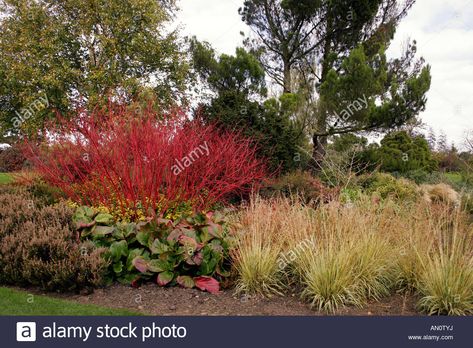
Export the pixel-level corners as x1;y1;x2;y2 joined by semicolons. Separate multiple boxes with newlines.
176;0;473;147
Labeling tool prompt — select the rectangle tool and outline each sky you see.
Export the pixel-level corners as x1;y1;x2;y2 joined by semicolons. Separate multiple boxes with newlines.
176;0;473;148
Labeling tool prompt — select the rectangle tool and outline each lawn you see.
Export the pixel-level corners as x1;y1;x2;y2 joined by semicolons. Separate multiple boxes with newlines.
0;287;140;316
0;173;13;184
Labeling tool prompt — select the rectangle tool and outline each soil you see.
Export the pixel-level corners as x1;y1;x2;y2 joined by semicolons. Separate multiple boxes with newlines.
26;284;419;316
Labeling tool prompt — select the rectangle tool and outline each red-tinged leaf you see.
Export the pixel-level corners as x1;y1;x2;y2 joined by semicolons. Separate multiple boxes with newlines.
185;250;203;266
132;256;149;273
192;251;203;266
131;277;141;288
157;271;174;286
167;228;183;242
156;218;173;227
194;276;220;294
178;235;198;252
177;275;195;289
76;221;95;230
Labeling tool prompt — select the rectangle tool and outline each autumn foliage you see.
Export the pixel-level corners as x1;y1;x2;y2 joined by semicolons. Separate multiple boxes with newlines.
24;105;267;216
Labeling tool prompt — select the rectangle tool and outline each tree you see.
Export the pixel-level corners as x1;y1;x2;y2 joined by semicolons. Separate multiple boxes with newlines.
331;133;368;153
437;130;448;153
0;0;188;137
372;131;437;173
464;130;473;154
427;126;437;151
240;0;431;168
190;38;303;172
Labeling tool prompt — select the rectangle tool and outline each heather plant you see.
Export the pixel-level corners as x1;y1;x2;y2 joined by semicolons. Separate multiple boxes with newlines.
24;104;268;218
0;189;108;292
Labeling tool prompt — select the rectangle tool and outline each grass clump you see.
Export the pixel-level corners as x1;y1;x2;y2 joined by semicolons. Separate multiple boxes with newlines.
233;192;473;315
232;198;287;296
417;255;473;315
295;204;396;313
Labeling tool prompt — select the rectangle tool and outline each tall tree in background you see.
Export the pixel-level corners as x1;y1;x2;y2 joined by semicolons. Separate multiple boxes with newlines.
0;0;188;138
240;0;431;169
190;38;303;172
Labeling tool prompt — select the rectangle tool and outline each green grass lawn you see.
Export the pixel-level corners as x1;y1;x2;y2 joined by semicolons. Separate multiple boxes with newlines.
0;173;13;184
0;287;140;316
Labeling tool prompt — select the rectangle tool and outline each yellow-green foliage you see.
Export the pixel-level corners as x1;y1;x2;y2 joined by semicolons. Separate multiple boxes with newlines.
358;172;419;202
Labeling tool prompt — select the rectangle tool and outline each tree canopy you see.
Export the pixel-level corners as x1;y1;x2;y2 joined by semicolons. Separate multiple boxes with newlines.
239;0;431;167
0;0;188;137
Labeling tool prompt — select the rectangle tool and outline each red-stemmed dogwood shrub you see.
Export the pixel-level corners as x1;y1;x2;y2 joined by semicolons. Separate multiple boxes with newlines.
24;105;268;218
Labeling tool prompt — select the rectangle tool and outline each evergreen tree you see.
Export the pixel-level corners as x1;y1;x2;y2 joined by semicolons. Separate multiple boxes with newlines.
240;0;431;168
190;38;303;172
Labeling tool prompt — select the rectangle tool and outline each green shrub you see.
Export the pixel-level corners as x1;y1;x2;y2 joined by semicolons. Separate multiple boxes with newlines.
398;169;430;184
0;189;108;292
357;172;419;202
74;206;235;293
339;187;362;204
26;179;66;206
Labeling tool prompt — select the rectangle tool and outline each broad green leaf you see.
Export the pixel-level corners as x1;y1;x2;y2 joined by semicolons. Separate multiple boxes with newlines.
177;275;195;289
148;259;168;273
113;261;123;274
150;239;169;254
92;225;115;236
110;240;128;261
136;231;150;247
157;271;174;286
95;213;114;225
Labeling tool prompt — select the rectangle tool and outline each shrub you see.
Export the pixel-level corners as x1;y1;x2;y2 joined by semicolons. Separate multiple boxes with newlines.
24;105;268;218
399;169;430;184
73;206;234;294
367;131;437;173
260;171;338;204
0;144;28;172
0;189;108;292
358;172;419;202
339;187;362;204
25;179;66;207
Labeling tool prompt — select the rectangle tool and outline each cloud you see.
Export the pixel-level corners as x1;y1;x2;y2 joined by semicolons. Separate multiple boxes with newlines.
387;0;473;146
176;0;248;55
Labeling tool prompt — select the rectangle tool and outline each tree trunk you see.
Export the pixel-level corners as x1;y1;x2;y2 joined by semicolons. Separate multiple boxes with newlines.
312;133;327;172
311;16;333;172
283;62;292;94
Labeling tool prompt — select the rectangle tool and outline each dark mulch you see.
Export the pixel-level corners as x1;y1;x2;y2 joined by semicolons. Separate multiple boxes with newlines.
28;284;419;316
